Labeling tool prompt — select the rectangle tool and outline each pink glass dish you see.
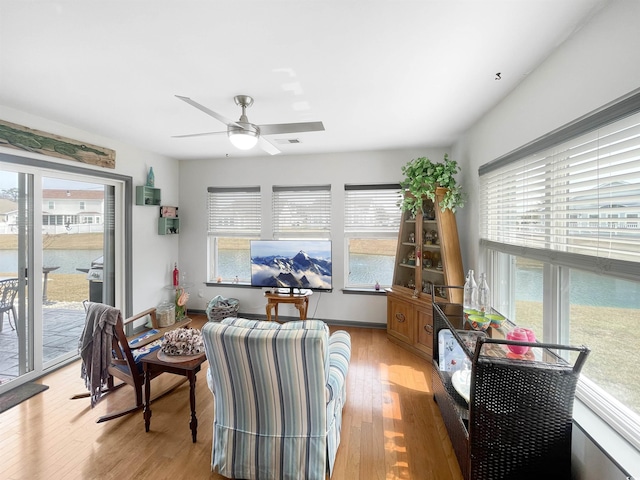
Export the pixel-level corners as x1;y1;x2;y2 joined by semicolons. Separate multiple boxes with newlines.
506;327;529;355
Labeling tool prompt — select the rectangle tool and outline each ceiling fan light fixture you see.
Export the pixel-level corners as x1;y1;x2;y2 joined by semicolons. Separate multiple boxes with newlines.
228;125;259;150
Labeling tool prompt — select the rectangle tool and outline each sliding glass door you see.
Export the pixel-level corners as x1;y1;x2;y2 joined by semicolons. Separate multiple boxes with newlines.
40;176;116;368
0;158;126;390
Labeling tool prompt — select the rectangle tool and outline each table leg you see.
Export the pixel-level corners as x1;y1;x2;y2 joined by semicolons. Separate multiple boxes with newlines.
143;364;152;432
266;302;272;321
299;298;308;320
189;371;198;443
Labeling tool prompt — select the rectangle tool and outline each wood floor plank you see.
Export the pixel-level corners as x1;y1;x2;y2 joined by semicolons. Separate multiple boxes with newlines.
0;317;462;480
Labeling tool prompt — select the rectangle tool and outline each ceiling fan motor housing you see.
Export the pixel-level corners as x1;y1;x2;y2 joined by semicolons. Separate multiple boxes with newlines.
234;95;254;108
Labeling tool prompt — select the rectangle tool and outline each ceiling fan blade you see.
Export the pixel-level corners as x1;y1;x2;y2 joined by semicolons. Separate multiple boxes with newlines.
258;121;325;136
175;95;239;127
171;131;226;138
258;136;281;155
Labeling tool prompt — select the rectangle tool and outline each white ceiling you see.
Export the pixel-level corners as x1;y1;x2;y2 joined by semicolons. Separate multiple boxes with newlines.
0;0;607;161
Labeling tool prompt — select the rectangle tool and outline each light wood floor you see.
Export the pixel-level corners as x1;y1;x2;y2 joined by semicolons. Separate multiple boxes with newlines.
0;316;463;480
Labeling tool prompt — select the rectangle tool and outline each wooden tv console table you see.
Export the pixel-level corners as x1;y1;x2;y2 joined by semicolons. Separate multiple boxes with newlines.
264;291;312;321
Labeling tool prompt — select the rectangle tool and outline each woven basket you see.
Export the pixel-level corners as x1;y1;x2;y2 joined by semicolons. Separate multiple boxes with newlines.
206;296;239;322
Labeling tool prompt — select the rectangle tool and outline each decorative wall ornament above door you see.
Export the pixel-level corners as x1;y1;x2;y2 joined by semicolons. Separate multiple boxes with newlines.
0;119;116;168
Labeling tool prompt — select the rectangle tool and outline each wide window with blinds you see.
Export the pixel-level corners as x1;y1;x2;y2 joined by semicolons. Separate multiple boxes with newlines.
344;184;401;289
479;91;640;449
272;185;331;239
207;186;261;284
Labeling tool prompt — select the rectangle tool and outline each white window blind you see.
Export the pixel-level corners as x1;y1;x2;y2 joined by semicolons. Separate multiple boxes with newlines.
480;108;640;276
344;184;402;235
272;185;331;238
207;186;261;237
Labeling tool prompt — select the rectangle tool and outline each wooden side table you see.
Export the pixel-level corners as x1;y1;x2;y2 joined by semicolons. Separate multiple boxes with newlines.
264;291;312;321
141;350;207;443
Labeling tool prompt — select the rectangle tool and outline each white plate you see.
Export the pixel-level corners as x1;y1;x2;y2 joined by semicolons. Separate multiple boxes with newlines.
451;369;471;403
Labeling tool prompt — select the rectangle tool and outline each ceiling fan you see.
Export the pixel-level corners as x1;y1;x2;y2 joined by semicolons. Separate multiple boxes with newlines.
174;95;325;155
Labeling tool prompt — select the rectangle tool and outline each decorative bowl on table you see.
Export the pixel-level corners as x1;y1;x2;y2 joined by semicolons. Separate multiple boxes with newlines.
506;327;530;355
463;308;482;320
485;313;506;329
468;314;490;331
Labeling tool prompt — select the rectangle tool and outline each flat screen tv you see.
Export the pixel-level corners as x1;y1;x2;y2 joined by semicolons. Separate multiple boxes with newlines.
250;240;332;293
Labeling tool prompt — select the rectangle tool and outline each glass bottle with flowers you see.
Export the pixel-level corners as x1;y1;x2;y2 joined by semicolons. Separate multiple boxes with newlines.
175;287;189;320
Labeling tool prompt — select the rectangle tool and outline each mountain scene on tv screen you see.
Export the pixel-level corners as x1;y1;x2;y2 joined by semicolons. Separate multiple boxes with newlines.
251;250;332;289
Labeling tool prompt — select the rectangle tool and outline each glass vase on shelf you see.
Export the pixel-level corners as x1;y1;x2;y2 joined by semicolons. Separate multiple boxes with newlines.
146;166;155;187
477;273;491;314
175;287;189;321
463;269;478;312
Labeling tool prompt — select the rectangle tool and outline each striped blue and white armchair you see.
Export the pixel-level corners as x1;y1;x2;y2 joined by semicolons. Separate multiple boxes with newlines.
202;317;351;480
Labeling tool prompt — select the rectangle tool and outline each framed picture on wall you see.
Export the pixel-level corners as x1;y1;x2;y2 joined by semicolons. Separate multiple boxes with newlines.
160;206;178;218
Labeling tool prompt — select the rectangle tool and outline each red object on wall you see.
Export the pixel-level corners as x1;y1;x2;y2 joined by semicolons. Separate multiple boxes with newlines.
173;263;179;287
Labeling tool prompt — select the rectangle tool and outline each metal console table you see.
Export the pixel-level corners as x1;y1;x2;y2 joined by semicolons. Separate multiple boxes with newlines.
432;286;590;480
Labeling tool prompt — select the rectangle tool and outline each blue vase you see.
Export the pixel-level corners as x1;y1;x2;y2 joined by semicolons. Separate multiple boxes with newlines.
146;167;155;187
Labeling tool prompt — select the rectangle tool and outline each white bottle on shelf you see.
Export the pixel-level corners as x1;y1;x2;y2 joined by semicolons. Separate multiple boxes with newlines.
463;269;478;311
477;272;491;313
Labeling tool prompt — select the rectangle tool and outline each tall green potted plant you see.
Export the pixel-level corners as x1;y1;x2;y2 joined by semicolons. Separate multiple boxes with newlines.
399;154;465;215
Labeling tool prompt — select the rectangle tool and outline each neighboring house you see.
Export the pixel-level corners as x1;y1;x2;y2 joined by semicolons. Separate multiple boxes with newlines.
42;189;104;227
0;198;17;223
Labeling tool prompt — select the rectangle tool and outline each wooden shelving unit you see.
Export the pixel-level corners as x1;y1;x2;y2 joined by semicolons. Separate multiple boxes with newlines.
158;217;179;235
386;187;464;361
158;205;179;235
136;186;161;206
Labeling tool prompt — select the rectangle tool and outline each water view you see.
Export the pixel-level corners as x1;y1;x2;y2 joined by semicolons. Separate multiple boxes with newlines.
517;266;640;309
0;250;102;275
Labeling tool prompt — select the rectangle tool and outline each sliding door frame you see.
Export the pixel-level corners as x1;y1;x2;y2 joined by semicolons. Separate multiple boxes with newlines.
0;151;133;315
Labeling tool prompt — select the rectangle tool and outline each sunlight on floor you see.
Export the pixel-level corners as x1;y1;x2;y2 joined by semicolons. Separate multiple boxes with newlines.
382;362;429;392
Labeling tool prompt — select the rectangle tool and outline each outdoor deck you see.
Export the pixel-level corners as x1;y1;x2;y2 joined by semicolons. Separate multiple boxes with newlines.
0;305;85;383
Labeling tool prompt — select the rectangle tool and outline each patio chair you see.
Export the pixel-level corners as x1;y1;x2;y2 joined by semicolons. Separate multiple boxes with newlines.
0;278;19;333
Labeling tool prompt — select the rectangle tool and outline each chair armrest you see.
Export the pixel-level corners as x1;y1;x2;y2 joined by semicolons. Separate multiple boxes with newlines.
326;330;351;403
123;307;157;327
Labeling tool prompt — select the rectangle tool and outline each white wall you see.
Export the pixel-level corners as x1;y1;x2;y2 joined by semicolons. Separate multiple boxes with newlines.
178;147;448;325
0;105;180;314
453;0;640;274
452;0;640;478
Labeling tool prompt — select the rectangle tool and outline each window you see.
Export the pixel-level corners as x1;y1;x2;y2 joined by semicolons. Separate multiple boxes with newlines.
272;185;331;238
79;201;85;210
207;186;261;284
344;184;401;289
48;201;54;209
479;90;640;448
